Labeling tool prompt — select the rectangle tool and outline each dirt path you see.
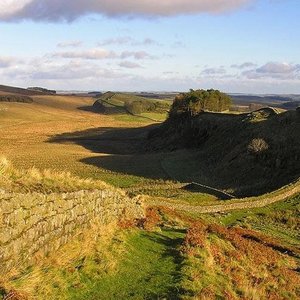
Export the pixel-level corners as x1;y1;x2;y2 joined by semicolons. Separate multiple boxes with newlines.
147;180;300;214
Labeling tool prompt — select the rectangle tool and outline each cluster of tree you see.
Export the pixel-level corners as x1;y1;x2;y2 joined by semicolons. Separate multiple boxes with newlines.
169;89;232;117
125;100;169;115
27;87;56;94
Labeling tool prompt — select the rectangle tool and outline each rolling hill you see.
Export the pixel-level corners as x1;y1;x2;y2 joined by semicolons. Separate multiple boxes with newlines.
0;84;50;96
147;108;300;196
92;92;171;121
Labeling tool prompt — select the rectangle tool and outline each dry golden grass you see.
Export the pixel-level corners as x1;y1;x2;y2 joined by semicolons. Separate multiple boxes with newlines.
0;94;152;182
0;156;110;193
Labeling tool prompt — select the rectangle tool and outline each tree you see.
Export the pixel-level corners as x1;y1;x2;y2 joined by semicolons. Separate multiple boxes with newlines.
169;89;232;118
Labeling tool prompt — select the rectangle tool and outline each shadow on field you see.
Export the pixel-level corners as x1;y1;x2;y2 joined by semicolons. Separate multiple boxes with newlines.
47;124;172;180
77;105;99;113
48;124;157;155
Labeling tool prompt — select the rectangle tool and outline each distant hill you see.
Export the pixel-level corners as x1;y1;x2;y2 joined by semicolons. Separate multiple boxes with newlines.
147;108;300;196
0;84;51;96
92;92;171;116
230;94;300;111
281;100;300;110
27;87;56;94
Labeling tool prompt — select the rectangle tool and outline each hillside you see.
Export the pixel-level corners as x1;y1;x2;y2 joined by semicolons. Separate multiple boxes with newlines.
230;94;300;111
1;160;299;299
92;92;171;121
0;84;50;96
147;108;300;196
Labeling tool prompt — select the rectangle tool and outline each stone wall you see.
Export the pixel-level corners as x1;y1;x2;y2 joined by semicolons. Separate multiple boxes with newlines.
0;188;144;274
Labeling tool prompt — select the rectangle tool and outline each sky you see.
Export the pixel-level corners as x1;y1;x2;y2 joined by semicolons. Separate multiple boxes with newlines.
0;0;300;93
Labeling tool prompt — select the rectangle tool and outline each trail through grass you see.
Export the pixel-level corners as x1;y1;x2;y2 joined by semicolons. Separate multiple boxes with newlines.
68;229;185;300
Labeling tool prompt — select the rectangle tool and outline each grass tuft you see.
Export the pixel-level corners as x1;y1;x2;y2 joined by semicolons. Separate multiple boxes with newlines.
0;158;108;193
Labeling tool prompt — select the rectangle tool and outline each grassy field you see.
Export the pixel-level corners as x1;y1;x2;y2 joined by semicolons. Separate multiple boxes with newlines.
0;93;222;206
0;95;153;180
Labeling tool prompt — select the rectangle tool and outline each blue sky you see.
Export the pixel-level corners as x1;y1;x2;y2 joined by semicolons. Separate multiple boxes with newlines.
0;0;300;93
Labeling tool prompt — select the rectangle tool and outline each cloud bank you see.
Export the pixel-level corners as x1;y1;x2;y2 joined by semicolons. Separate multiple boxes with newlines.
243;62;300;80
0;0;252;22
2;56;300;94
52;48;154;60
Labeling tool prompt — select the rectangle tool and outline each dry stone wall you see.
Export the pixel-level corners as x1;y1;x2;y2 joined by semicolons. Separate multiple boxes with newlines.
0;188;144;274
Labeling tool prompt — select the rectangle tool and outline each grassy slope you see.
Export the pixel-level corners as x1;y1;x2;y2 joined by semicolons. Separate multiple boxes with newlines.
1;226;185;300
218;193;300;248
0;95;153;183
0;94;219;206
3;199;299;300
179;220;300;299
69;229;184;300
95;92;170;122
148;109;300;196
0;84;45;96
24;197;300;299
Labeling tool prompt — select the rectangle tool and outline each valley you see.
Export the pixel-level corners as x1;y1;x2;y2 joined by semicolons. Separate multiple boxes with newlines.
0;87;299;299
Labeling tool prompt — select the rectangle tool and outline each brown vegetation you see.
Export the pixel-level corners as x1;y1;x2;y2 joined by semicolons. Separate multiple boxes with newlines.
138;207;162;230
180;221;300;299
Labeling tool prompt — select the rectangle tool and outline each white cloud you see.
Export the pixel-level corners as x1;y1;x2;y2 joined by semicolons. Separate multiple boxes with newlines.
231;62;257;69
119;61;142;69
97;37;161;47
0;56;23;68
0;0;253;22
1;56;300;94
256;62;298;74
52;49;118;60
201;67;226;75
242;62;300;80
97;37;134;46
57;40;83;48
0;57;14;68
120;51;154;60
1;59;129;81
0;0;31;19
133;38;162;46
51;49;154;60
